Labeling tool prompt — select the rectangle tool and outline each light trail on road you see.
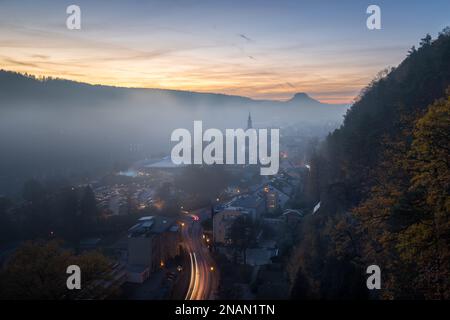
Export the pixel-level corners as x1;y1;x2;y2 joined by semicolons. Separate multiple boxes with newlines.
185;252;195;300
181;209;219;300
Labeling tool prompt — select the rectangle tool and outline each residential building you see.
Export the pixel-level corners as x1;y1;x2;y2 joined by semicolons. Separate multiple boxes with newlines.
259;185;290;213
227;194;265;220
127;216;180;283
282;209;304;224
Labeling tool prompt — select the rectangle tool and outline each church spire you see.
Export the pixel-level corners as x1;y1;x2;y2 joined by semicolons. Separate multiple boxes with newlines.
247;112;252;129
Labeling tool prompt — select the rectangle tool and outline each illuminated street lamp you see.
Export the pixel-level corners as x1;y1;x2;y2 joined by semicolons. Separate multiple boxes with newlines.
177;265;183;272
210;266;215;272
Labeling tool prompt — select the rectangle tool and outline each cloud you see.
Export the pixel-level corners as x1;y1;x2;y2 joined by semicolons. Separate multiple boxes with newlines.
2;58;39;68
0;18;399;104
238;33;252;42
32;54;50;59
285;82;296;89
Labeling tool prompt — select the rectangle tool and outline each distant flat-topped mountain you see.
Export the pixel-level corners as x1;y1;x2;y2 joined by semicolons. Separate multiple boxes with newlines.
287;92;321;105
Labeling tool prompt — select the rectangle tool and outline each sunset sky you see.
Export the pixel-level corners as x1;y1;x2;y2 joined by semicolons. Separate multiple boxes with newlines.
0;0;449;103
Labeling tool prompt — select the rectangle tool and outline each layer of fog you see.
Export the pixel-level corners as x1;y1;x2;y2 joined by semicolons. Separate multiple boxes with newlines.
0;74;348;195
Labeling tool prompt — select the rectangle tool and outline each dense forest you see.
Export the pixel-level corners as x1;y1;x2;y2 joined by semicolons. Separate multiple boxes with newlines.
289;28;450;299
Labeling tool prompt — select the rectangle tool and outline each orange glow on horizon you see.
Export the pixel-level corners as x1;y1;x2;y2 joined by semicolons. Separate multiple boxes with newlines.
1;65;359;104
0;2;418;106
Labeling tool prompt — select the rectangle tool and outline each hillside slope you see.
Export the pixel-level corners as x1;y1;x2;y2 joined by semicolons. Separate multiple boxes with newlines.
290;28;450;299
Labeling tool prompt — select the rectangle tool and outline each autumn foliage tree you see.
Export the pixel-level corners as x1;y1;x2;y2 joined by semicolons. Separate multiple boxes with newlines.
290;29;450;299
398;92;450;298
0;240;115;299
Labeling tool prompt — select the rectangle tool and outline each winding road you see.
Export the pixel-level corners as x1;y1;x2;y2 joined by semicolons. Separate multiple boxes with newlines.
181;208;218;300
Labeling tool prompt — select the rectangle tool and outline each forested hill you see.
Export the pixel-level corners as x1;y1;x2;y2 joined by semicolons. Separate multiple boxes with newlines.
290;28;450;299
323;29;450;204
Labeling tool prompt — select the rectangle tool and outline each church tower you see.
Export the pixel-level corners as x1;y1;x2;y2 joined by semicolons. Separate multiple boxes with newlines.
246;112;253;130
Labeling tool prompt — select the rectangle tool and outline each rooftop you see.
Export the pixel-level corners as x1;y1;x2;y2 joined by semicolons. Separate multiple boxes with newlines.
229;194;263;209
128;216;176;237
